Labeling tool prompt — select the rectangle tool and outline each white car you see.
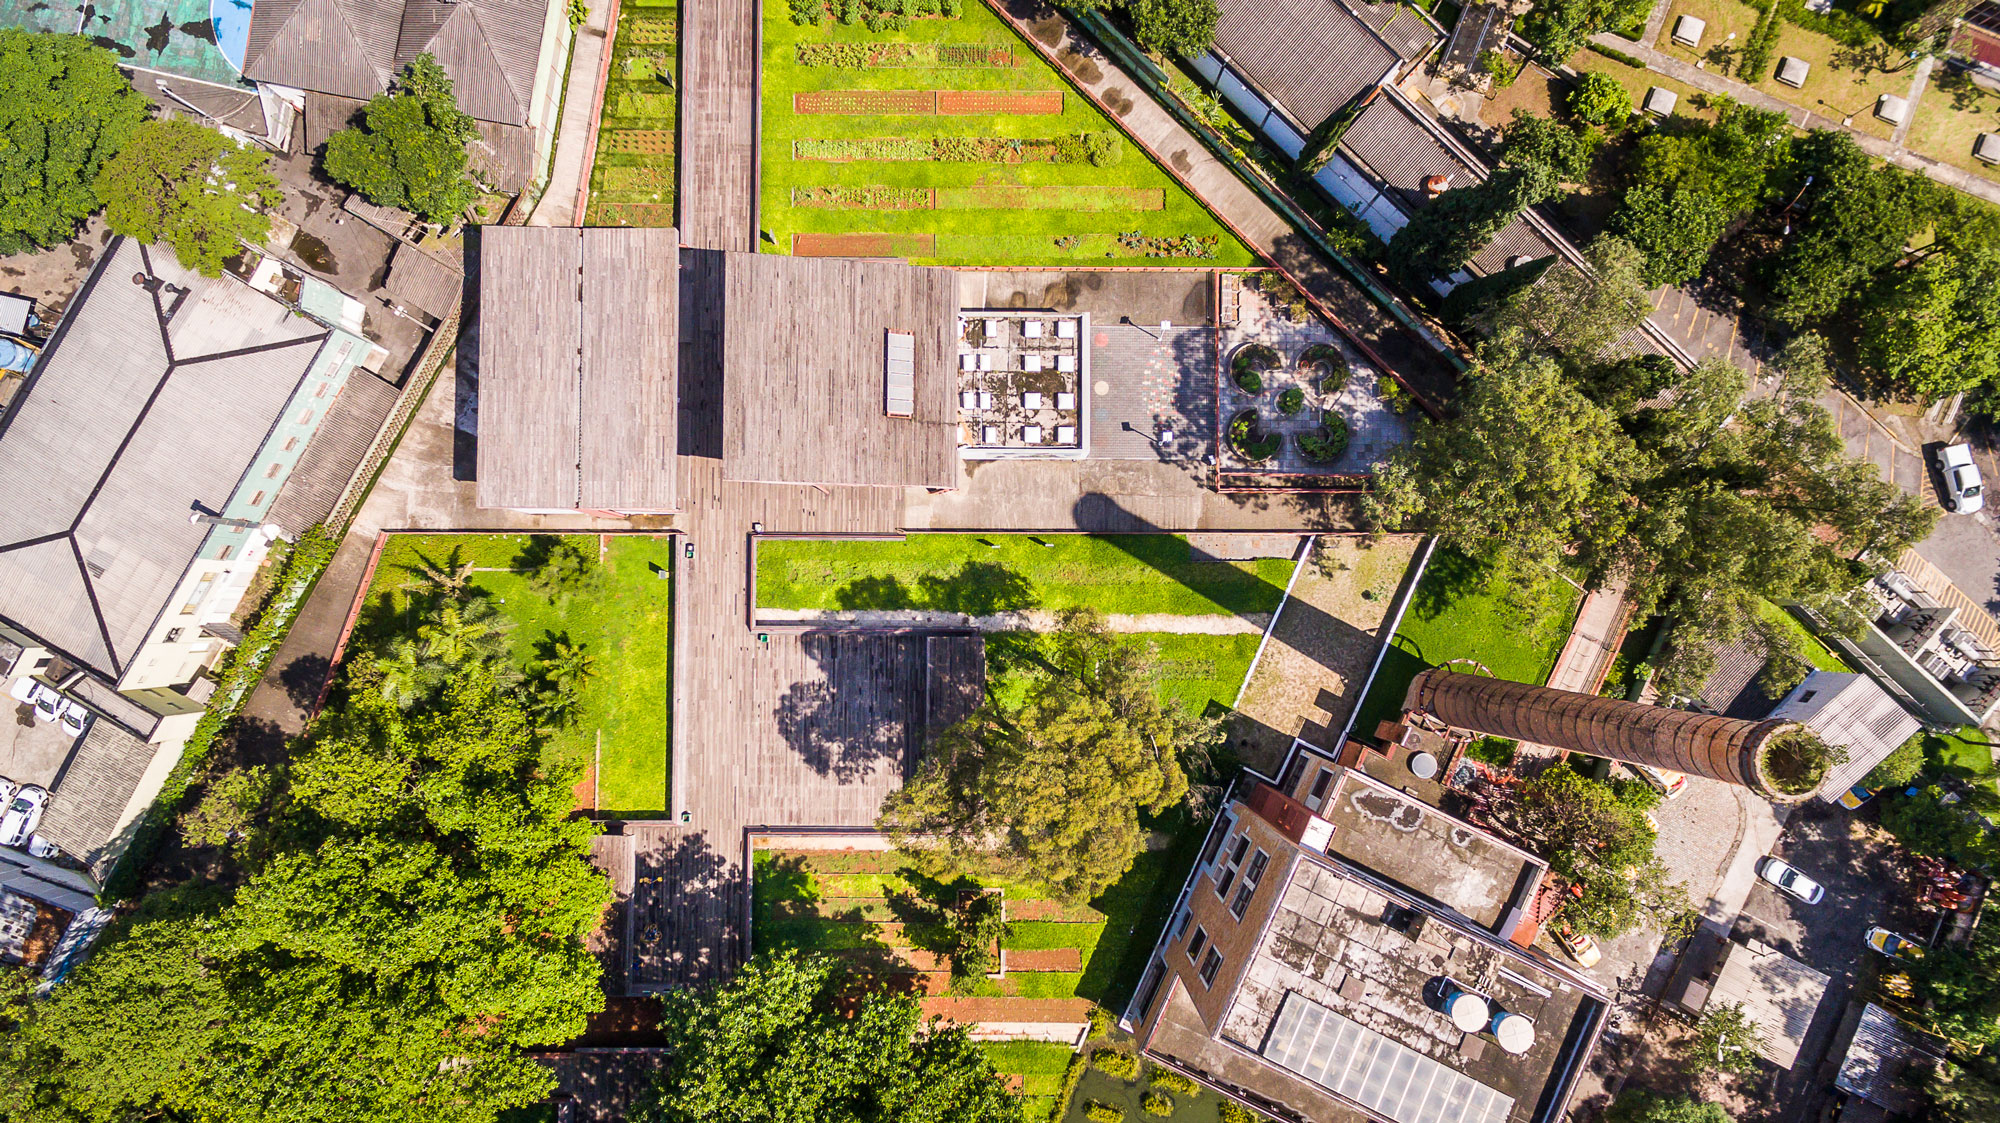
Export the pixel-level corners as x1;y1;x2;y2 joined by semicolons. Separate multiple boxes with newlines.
56;700;89;739
8;680;61;724
0;787;50;849
1758;856;1827;904
1938;443;1985;514
25;836;58;860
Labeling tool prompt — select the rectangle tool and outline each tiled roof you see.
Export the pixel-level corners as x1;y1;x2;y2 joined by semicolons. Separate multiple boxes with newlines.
1214;0;1403;131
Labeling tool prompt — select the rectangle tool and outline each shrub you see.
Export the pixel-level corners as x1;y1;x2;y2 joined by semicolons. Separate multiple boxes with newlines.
1278;387;1305;415
1053;1053;1090;1120
1229;409;1281;462
941;891;1011;979
1093;1047;1141;1080
1776;0;1875;46
789;0;823;22
1568;72;1633;127
1085;131;1124;166
1375;375;1413;414
1865;731;1926;790
1587;41;1646;67
1235;369;1263;394
1151;1069;1199;1095
1218;1105;1258;1123
1296;411;1349;463
1142;1091;1174;1117
1480;48;1521;87
1467;737;1518;767
1736;1;1783;80
1232;343;1279;374
1086;1103;1125;1123
1087;1005;1114;1040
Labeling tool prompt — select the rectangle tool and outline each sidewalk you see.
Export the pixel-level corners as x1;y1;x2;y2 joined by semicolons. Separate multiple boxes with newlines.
1544;582;1629;694
988;0;1460;403
530;0;621;227
1590;32;2000;207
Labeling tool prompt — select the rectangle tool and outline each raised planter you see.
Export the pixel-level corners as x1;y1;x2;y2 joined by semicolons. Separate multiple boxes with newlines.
1297;409;1350;464
1228;407;1281;463
1230;342;1280;395
1300;342;1349;395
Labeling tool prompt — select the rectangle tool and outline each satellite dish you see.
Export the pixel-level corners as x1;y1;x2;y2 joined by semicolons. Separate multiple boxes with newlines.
1409;751;1439;780
1446;989;1489;1033
1491;1012;1535;1055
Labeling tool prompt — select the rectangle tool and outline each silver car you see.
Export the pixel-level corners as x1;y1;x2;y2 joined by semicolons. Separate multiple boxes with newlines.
1758;856;1826;904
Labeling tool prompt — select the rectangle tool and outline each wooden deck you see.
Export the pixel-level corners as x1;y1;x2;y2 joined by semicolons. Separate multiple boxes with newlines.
677;0;760;250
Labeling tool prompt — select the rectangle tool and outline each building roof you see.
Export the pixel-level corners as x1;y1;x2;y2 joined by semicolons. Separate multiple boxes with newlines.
0;239;327;680
244;0;547;126
34;717;156;878
1348;0;1445;60
1217;853;1601;1123
386;242;464;320
1339;92;1562;277
475;227;679;512
1708;937;1829;1069
1213;0;1404;131
1835;1003;1944;1112
1693;633;1785;720
718;252;960;489
1770;671;1921;799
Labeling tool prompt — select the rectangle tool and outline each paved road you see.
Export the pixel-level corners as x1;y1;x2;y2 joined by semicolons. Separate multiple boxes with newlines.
1736;800;1929;1123
1913;432;2000;621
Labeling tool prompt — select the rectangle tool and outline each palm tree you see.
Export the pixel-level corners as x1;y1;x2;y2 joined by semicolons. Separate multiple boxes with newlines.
540;639;596;695
418;597;511;667
400;546;478;603
375;639;444;710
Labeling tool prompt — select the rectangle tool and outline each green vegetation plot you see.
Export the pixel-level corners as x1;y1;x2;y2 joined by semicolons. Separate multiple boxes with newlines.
1352;546;1582;736
756;535;1292;615
364;533;673;811
587;2;678;224
1754;599;1851;673
760;0;1254;266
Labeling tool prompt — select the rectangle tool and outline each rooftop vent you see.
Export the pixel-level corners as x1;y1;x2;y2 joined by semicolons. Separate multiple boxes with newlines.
884;330;915;418
1423;174;1450;197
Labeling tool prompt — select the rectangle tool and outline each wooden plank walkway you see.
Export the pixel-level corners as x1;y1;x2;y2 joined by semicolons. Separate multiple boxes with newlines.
678;0;760;250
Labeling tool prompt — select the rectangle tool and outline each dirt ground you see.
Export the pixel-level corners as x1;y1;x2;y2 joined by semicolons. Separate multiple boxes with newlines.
1228;534;1423;775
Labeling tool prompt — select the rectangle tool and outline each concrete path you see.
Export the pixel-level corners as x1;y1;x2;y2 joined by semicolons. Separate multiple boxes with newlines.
754;608;1267;633
1591;33;2000;207
529;0;620;228
1636;0;1676;48
988;0;1460;403
1543;582;1629;695
1892;56;1935;148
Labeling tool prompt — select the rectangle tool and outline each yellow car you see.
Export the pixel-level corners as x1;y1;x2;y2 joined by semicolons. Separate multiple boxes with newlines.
1838;785;1875;810
1554;925;1601;968
1866;927;1925;961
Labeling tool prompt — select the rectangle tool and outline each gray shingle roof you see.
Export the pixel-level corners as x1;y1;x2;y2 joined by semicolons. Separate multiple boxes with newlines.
38;716;157;878
0;239;326;679
1214;0;1403;131
245;0;549;126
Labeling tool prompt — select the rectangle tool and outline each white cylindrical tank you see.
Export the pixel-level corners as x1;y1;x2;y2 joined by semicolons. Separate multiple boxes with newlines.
1491;1011;1535;1055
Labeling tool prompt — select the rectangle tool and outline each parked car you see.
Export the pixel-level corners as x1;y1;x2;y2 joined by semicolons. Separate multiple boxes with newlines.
56;700;88;739
1938;443;1985;514
1758;856;1827;904
25;836;57;860
1838;785;1875;810
0;786;49;848
1554;925;1601;968
1635;765;1689;800
1866;926;1926;961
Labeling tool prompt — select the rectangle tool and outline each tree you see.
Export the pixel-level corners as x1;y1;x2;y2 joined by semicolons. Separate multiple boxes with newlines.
1764;130;1942;326
1124;0;1220;56
0;31;147;253
1387;163;1555;286
1857;241;2000;402
374;637;446;710
1928;1061;2000;1123
522;535;598;599
1500;110;1599;187
323;54;480;223
418;596;512;667
0;668;610;1122
180;764;280;850
877;608;1194;902
938;892;1012;981
1483;764;1689;940
1909;920;2000;1047
636;951;1017;1123
1609;181;1733;286
1882;786;2000;873
538;639;596;695
401;545;479;602
1864;731;1926;790
94;118;281;277
1490;236;1654;365
1687;1002;1767;1076
1604;1089;1732;1123
1368;344;1636;568
1520;0;1654;62
1568;72;1634;127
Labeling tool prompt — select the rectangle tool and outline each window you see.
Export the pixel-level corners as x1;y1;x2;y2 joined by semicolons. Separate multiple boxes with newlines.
217;545;234;561
1171;909;1193;945
1198;817;1234;868
265;463;282;479
164;627;184;643
249;491;266;507
314;380;330;398
1199;948;1223;987
1186;926;1207;964
295;409;314;426
282;437;298;452
1215;835;1252;899
179;573;218;616
1230;851;1269;920
1215;865;1236;899
1307;768;1334;810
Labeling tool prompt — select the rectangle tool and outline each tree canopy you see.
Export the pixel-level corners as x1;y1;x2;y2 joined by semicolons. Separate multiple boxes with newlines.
1479;763;1687;939
1685;1003;1767;1076
1500;110;1599;187
0;31;147;253
1567;72;1633;128
1763;130;1943;327
877;608;1202;902
1607;101;1791;287
323;54;481;224
1520;0;1653;62
1857;239;2000;402
1604;1090;1732;1123
1387;163;1555;287
95;118;282;277
0;625;609;1121
635;951;1017;1123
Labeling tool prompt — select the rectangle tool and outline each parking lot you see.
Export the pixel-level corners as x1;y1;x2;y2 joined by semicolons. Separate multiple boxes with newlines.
1735;798;1932;1123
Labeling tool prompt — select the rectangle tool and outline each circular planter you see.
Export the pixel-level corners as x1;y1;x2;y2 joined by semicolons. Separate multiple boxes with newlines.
1228;407;1281;463
1297;410;1350;464
1300;343;1349;395
1230;343;1280;395
1278;387;1306;416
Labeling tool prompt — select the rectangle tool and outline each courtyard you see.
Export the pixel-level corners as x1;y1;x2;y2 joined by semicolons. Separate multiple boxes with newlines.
357;532;674;813
758;0;1256;265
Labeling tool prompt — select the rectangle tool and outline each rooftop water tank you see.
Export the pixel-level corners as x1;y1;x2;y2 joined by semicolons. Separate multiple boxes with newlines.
1444;988;1489;1033
1409;751;1439;780
1491;1010;1535;1055
0;337;33;373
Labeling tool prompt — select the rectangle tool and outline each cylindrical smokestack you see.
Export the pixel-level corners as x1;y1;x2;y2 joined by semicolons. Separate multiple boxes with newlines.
1407;668;1818;802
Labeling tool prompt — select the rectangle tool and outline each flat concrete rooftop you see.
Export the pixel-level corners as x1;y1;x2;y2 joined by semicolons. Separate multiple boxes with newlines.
1319;768;1542;932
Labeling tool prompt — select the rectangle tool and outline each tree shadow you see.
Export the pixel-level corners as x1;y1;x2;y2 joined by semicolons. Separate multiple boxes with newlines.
773;635;948;784
1409;543;1487;619
511;533;565;576
833;575;914;610
828;560;1040;618
627;825;744;988
276;653;330;712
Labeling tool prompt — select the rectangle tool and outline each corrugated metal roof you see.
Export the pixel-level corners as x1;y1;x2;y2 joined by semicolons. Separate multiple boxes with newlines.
1769;671;1922;798
1214;0;1403;130
1707;937;1829;1070
1836;1004;1943;1111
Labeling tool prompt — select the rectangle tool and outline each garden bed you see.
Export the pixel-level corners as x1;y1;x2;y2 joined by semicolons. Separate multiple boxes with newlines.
357;533;674;812
586;1;680;224
762;0;1254;266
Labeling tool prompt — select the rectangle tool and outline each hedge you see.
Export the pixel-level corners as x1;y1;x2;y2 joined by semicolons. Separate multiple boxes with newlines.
1092;1047;1141;1080
1142;1091;1174;1117
1085;1102;1125;1123
1586;41;1646;68
1151;1069;1199;1096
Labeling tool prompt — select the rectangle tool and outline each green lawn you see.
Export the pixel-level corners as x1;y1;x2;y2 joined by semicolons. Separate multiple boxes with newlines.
1064;1065;1236;1122
1350;546;1583;737
359;533;674;812
585;0;678;226
982;1041;1075;1121
759;0;1255;266
1757;599;1853;674
1926;727;1995;779
756;535;1293;616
